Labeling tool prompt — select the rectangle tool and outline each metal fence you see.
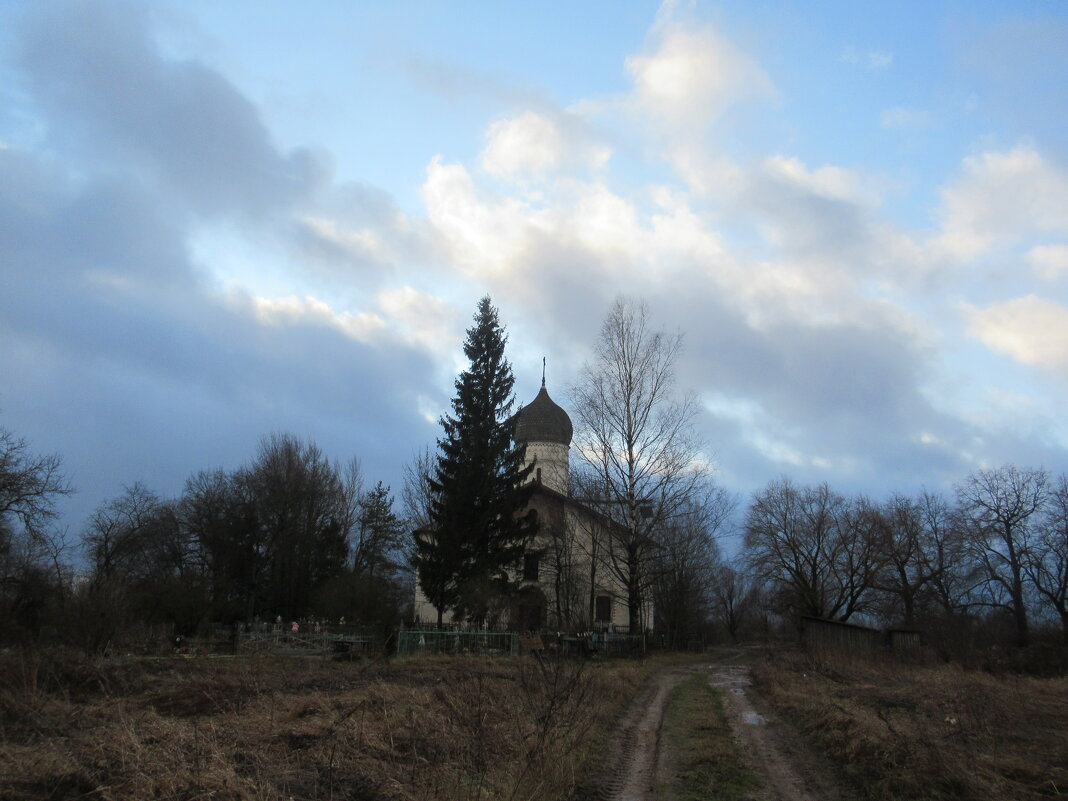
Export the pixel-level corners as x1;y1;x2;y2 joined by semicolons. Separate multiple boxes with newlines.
403;620;514;632
396;630;519;657
519;631;647;657
235;628;377;657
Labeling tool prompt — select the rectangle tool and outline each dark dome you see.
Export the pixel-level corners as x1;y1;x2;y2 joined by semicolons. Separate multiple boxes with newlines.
515;386;573;445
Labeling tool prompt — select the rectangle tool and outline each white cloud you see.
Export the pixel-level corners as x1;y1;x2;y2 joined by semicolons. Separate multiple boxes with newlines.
422;156;549;275
376;286;457;354
285;14;1068;493
568;182;645;257
966;295;1068;374
664;146;747;197
1028;244;1068;280
480;110;611;182
481;112;565;179
20;0;1068;521
936;145;1068;260
625;22;772;130
250;294;385;343
664;150;930;299
426;133;926;342
300;216;388;263
416;394;442;425
425;155;657;274
730;153;942;302
425;150;735;303
762;155;875;204
249;289;461;360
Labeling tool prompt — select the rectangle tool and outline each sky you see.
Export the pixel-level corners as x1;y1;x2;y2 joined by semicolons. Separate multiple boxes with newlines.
2;0;1068;535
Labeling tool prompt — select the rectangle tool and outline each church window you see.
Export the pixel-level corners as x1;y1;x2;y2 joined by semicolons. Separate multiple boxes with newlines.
523;554;540;582
595;595;612;622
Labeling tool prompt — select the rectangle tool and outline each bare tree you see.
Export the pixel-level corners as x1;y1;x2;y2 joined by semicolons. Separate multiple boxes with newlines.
652;492;732;648
537;490;587;630
569;297;711;633
745;479;838;620
711;561;758;642
916;490;976;616
1028;474;1068;644
956;465;1048;648
0;427;74;642
875;490;977;626
77;483;200;649
877;494;938;626
180;468;255;620
829;496;890;621
744;480;884;622
0;427;71;541
244;433;356;619
84;482;170;586
402;446;435;534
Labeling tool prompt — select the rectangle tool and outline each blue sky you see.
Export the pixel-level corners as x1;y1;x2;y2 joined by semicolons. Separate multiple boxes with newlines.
2;0;1068;533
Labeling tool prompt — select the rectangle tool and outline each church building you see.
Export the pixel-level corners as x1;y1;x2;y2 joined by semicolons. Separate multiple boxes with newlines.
412;379;653;633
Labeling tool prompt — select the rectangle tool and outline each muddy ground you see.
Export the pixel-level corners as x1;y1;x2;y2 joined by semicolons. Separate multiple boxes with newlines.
593;651;848;801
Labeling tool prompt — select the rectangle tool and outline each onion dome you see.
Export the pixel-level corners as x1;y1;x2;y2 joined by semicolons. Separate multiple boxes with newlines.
515;385;573;446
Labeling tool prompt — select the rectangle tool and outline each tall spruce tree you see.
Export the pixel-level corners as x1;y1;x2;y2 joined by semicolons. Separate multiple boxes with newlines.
415;297;536;624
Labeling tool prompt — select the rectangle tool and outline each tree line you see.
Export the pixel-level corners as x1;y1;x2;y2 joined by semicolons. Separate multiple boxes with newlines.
3;295;1067;654
1;431;409;651
743;466;1068;647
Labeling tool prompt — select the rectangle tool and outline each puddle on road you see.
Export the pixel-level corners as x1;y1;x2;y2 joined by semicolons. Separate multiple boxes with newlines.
708;668;751;690
707;666;766;725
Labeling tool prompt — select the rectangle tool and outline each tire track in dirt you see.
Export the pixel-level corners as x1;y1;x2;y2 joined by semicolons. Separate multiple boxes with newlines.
708;660;848;801
595;668;686;801
708;664;816;801
590;656;845;801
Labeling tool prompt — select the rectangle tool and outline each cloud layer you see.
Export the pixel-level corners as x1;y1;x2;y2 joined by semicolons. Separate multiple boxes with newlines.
2;0;1068;532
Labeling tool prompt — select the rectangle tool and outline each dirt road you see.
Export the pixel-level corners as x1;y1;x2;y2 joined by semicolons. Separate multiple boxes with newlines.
594;668;686;800
595;654;845;801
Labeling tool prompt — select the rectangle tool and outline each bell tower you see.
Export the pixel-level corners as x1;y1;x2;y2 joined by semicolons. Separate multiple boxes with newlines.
514;363;572;494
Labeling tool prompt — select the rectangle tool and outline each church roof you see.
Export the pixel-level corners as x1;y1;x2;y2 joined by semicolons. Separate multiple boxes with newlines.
515;385;573;446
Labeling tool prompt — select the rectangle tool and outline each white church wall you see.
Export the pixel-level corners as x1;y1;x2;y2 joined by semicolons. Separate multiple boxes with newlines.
523;440;569;493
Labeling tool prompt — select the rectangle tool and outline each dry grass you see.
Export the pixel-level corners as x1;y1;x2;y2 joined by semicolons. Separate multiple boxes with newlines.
0;648;657;801
752;649;1068;801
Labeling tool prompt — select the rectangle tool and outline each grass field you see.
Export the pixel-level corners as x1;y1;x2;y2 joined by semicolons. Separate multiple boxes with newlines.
0;648;658;801
659;673;759;801
752;649;1068;801
8;645;1066;801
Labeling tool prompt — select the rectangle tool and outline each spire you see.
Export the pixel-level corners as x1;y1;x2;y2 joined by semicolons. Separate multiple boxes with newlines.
541;356;546;388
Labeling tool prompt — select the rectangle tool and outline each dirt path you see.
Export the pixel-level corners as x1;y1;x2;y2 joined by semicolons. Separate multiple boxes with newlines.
707;661;845;801
595;654;845;801
596;668;687;800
